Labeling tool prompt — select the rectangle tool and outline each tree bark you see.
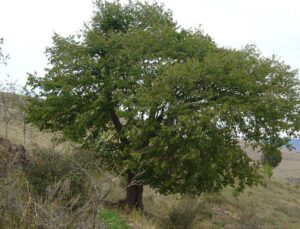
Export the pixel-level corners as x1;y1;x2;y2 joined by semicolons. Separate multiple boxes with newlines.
126;172;144;210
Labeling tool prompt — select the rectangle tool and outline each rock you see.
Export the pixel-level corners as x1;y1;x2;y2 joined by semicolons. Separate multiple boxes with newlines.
0;137;28;177
286;176;300;184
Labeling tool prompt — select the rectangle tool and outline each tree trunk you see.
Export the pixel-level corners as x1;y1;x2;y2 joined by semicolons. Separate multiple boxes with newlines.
126;172;144;210
109;107;144;209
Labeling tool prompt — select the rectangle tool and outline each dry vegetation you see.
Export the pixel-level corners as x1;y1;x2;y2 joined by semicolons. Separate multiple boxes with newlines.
0;92;54;148
1;92;300;228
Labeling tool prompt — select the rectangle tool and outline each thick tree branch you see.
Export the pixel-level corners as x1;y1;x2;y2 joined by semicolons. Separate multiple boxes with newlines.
110;108;129;145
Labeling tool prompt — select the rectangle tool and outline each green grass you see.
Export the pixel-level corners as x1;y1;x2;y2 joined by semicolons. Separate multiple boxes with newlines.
99;209;131;229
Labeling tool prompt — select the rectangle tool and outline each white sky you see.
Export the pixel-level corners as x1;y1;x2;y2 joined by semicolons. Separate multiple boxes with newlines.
0;0;300;87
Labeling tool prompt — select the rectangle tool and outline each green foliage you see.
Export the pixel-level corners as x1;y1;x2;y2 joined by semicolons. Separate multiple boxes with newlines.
261;144;282;168
263;163;273;179
26;0;300;197
99;209;130;229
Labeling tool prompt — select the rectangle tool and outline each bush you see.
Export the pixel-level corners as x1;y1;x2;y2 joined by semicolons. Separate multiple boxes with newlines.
0;145;110;228
0;175;105;228
24;147;90;207
164;198;199;229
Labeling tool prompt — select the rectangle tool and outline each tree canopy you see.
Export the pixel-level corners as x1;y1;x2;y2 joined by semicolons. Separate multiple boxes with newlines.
26;1;300;207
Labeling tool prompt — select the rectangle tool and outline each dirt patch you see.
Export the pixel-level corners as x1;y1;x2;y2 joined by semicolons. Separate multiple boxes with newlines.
0;137;28;177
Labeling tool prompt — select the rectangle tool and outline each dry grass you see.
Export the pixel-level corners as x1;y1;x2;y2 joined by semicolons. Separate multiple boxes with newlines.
222;179;300;228
0;120;54;148
0;92;54;149
135;178;300;228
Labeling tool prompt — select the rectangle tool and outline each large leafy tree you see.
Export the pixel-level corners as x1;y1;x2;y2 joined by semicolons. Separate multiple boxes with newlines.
26;1;300;209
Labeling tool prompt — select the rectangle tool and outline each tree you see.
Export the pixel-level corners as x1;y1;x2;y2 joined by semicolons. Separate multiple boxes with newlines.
26;1;300;209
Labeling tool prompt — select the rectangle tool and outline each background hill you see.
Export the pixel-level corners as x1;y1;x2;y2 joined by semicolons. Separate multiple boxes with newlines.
238;141;300;181
289;139;300;152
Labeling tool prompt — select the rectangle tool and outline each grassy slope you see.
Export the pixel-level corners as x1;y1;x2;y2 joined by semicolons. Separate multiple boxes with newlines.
1;92;300;228
0;92;54;148
136;179;300;228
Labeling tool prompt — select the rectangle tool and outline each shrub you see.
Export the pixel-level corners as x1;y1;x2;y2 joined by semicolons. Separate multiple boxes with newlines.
24;146;90;206
164;198;199;229
0;146;110;228
0;175;105;228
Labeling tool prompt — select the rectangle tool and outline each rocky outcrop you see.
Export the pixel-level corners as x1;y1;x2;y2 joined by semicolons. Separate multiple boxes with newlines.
286;177;300;185
0;137;28;177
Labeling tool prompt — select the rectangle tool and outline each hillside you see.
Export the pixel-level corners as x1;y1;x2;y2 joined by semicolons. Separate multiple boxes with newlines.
289;139;300;152
240;141;300;182
0;91;67;149
1;92;300;228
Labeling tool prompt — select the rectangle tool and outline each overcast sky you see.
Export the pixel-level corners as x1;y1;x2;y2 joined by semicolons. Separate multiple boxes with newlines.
1;0;300;87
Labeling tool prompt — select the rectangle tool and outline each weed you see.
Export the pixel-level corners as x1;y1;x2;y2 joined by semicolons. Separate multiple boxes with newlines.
99;209;130;229
263;164;273;179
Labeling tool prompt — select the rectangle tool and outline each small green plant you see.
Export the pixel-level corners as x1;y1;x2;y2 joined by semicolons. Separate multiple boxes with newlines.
213;221;225;228
263;164;273;179
99;209;130;229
